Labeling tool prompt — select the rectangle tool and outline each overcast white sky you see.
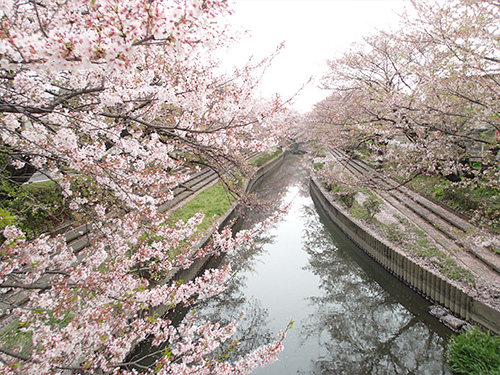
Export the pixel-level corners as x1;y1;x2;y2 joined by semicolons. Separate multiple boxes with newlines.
224;0;411;113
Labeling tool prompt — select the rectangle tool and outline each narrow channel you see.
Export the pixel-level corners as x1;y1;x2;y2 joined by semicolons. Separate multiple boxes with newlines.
196;152;453;374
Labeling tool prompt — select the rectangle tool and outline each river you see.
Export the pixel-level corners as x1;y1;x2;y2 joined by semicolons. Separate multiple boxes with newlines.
195;152;453;374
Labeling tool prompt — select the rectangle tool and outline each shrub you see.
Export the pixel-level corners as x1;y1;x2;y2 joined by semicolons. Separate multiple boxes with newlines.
0;179;72;238
432;180;451;200
363;195;381;219
340;192;356;208
409;174;500;233
350;202;368;220
329;183;357;208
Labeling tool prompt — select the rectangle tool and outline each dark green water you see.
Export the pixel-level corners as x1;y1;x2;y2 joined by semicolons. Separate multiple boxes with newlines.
196;153;453;375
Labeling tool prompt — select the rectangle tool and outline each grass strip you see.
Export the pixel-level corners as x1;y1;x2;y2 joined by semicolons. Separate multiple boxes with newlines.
250;147;282;168
168;182;235;234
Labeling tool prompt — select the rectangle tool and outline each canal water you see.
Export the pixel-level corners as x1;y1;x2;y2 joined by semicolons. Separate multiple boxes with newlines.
195;153;453;375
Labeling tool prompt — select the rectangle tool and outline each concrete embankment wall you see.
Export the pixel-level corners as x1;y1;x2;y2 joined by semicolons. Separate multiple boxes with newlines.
244;151;286;193
309;177;500;335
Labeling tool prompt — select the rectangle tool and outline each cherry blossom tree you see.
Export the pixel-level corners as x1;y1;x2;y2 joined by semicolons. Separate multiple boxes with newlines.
307;0;500;225
398;0;500;182
0;0;290;373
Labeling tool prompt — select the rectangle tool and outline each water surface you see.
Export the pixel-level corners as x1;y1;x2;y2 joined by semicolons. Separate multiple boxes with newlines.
197;153;453;374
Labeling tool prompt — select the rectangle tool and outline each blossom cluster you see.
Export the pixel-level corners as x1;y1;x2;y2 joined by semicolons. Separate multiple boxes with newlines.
0;0;290;373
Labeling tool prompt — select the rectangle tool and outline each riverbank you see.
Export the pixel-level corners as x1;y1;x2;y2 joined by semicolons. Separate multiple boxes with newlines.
164;150;287;287
308;150;500;335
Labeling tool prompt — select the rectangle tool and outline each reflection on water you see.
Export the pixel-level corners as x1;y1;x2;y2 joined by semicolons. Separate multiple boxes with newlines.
300;204;451;375
195;154;452;375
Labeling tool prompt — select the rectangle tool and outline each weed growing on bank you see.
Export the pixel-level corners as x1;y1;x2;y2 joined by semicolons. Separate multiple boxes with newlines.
447;326;500;375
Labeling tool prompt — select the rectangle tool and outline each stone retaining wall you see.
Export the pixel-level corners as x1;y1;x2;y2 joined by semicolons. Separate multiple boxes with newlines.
309;177;500;335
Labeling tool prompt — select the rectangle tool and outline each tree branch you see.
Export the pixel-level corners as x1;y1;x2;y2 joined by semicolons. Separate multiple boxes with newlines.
0;347;31;362
0;282;51;290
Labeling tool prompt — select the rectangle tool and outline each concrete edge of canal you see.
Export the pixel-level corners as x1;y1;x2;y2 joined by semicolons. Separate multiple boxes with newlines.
309;176;500;335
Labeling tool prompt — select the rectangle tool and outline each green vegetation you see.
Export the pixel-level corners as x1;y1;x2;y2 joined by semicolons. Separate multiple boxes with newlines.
349;202;369;220
168;182;235;234
439;258;475;283
307;140;324;156
0;181;238;355
348;194;381;221
250;147;282;168
0;179;72;238
338;192;356;208
374;214;475;285
396;221;475;284
0;319;33;358
355;153;500;233
0;208;16;229
328;183;357;208
408;175;500;233
447;326;500;375
385;222;408;244
414;232;474;284
413;235;441;258
326;176;475;285
362;195;381;219
312;162;324;170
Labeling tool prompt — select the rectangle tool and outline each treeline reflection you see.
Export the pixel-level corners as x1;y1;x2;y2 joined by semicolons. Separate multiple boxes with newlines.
178;154;453;374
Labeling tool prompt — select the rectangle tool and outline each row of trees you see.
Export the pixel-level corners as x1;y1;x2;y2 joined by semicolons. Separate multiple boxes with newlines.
0;0;290;373
307;0;500;227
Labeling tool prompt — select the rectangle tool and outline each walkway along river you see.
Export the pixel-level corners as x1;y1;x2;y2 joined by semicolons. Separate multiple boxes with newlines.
193;153;454;375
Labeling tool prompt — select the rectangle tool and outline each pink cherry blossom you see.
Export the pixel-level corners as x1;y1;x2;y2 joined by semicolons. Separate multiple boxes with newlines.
0;0;291;373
